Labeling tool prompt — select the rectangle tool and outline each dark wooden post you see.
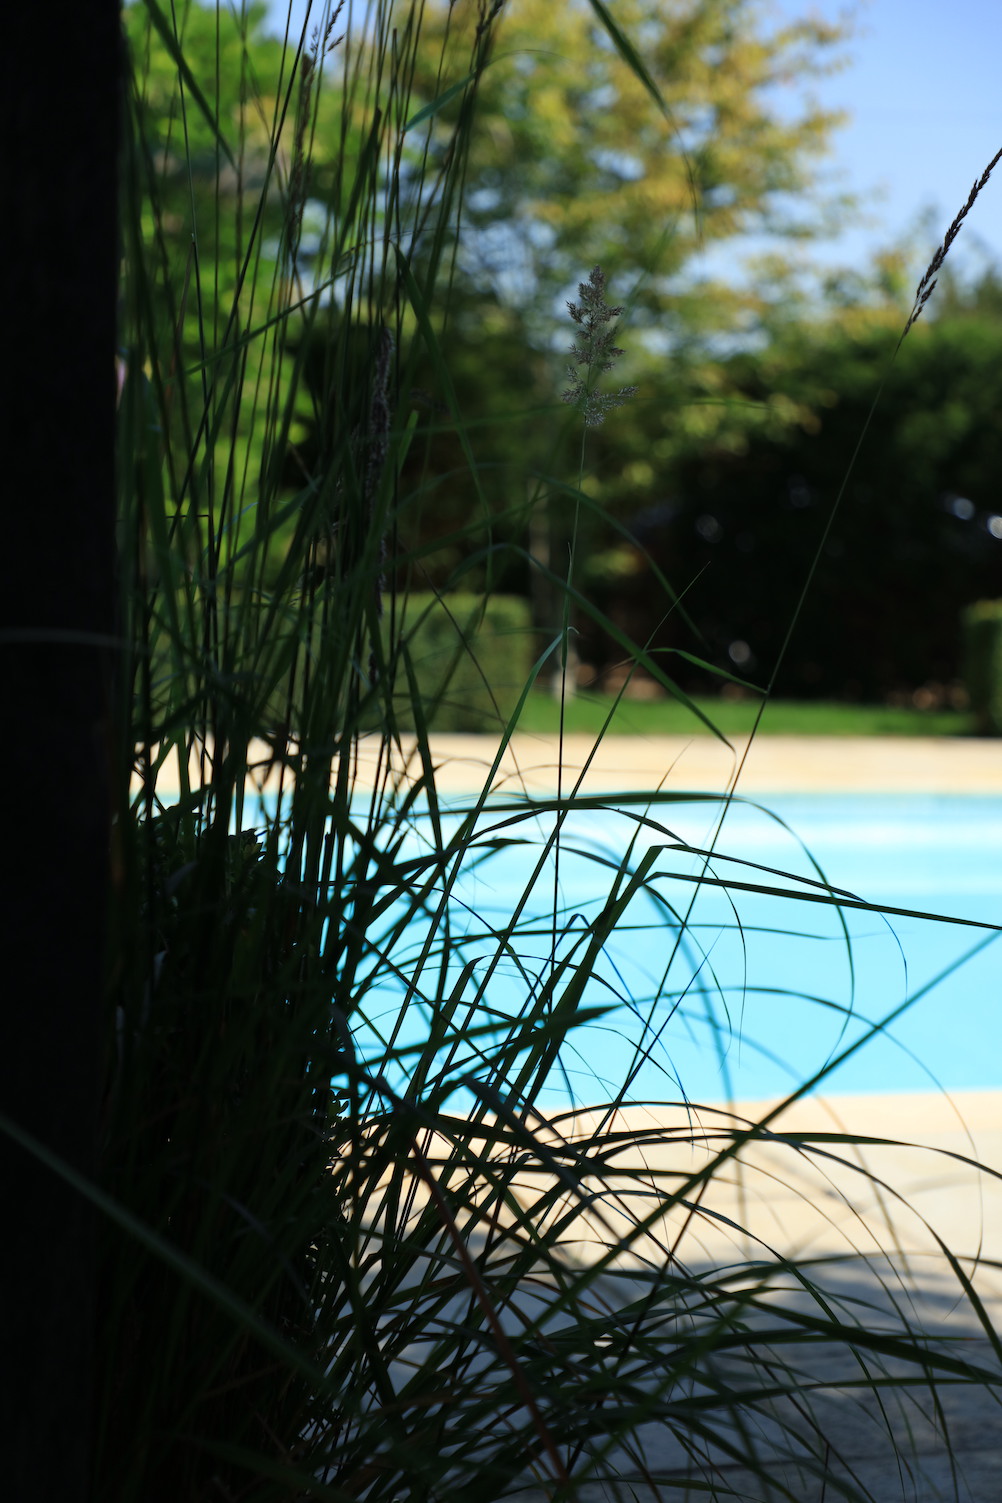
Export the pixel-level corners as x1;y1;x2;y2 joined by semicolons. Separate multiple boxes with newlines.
1;6;121;1498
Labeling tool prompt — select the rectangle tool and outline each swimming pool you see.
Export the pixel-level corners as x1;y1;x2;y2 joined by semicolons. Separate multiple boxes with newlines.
353;792;1002;1107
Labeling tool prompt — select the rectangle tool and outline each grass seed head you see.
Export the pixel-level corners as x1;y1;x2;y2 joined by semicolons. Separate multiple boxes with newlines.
562;265;637;427
905;145;1002;334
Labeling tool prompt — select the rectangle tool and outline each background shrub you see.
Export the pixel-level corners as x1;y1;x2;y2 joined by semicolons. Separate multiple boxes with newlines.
384;592;534;733
963;598;1002;732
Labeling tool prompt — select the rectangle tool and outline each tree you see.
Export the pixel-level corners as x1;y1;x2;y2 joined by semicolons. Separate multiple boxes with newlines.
411;0;851;344
622;307;1002;701
121;0;357;542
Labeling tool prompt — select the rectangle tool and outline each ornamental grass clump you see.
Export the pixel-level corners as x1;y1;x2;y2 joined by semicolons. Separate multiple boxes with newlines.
97;3;1002;1499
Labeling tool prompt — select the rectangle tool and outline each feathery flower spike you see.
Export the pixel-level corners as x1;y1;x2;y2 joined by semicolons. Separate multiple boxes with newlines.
561;266;637;427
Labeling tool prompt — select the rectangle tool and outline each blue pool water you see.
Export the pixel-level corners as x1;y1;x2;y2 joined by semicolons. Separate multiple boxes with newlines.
352;793;1002;1107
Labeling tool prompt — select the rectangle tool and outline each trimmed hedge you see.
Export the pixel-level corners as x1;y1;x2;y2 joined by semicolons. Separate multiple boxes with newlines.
385;592;534;733
962;599;1002;734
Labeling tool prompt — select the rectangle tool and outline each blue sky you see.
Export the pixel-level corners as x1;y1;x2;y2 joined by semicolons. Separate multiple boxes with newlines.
770;0;1001;283
263;0;1002;290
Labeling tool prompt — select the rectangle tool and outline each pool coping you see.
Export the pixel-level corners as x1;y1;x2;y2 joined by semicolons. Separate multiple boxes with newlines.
353;732;1002;797
137;733;1002;798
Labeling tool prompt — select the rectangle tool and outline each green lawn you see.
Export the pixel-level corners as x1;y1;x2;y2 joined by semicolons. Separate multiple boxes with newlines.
516;692;978;738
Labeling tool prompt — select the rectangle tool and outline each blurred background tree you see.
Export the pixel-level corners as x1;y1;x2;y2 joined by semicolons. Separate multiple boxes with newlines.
122;0;359;533
619;289;1002;702
412;0;850;338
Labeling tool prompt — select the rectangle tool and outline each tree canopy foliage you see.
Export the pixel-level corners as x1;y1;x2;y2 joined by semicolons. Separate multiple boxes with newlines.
598;308;1002;701
412;0;850;344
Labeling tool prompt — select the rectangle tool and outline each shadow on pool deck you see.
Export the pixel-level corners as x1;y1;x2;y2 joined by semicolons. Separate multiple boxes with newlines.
522;1257;1002;1503
408;1093;1002;1502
